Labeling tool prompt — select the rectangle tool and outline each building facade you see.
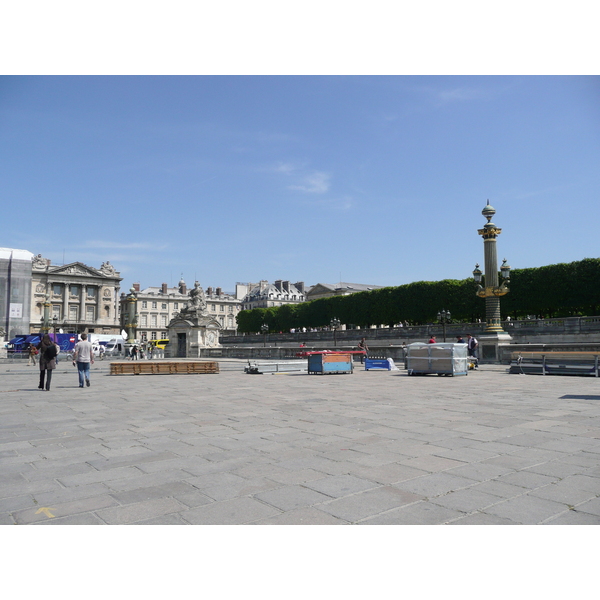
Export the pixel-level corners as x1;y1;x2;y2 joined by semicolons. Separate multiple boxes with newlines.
29;255;122;334
122;277;244;342
305;282;384;301
241;280;306;310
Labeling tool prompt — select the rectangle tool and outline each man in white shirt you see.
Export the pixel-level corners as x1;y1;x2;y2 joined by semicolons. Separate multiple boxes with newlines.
73;333;95;388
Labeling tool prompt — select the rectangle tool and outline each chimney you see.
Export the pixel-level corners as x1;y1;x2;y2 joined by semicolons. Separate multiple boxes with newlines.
133;283;140;292
283;281;290;293
207;286;213;296
162;283;168;294
216;287;222;296
274;280;283;292
295;281;305;294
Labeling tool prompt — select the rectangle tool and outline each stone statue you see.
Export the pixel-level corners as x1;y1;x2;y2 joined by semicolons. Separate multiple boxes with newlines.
184;281;208;315
32;254;48;270
100;261;116;276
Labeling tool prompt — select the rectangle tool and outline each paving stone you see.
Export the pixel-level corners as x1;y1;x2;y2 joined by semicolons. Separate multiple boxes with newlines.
528;480;598;506
34;512;105;525
95;497;186;524
110;481;199;505
253;507;347;525
253;485;332;511
543;510;600;524
497;471;559;490
448;512;520;525
359;501;465;524
572;497;600;517
397;454;466;473
430;488;504;513
319;486;422;522
56;466;142;487
12;495;119;524
180;497;281;524
303;474;378;498
393;472;476;498
0;513;16;525
484;494;570;524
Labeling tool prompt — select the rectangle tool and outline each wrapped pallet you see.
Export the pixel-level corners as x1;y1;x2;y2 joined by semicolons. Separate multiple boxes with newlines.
406;342;468;376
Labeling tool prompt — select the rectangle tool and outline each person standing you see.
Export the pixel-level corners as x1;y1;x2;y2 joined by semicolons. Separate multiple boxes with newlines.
429;335;437;344
36;334;57;390
72;333;95;387
466;334;479;368
28;343;38;366
456;335;465;344
357;337;368;364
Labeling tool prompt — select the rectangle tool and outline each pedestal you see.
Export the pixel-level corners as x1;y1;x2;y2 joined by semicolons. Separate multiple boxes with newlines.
478;331;513;363
167;316;221;358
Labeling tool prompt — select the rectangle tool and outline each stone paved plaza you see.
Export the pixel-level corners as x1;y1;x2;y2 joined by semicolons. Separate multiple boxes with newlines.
1;358;600;525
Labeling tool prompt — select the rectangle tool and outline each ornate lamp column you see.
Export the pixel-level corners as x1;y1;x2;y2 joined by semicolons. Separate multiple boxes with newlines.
125;287;138;345
330;317;340;346
41;293;51;334
472;201;512;362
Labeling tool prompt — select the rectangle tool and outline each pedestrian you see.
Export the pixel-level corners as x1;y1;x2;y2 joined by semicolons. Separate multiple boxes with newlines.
98;345;105;360
466;334;478;369
429;335;437;344
131;345;138;360
72;333;95;387
456;335;465;344
357;337;368;364
148;345;153;359
28;343;38;366
36;334;58;391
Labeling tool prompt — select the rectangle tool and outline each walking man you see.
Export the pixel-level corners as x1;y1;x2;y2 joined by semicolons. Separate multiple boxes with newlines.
72;333;95;387
357;337;368;364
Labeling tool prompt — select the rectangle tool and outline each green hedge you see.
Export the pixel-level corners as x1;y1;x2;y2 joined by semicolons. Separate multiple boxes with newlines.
236;258;600;333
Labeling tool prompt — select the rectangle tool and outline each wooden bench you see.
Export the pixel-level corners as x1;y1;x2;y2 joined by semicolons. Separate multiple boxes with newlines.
110;361;219;375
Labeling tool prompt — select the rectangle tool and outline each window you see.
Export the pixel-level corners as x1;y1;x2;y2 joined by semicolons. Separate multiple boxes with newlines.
86;306;95;321
219;316;224;326
220;305;224;312
161;303;167;310
211;305;216;311
87;287;96;298
142;301;147;309
141;314;147;327
174;302;179;309
151;315;157;327
52;305;61;319
152;301;157;309
69;306;78;321
228;305;233;312
52;283;62;296
151;331;157;340
70;285;79;297
160;315;167;326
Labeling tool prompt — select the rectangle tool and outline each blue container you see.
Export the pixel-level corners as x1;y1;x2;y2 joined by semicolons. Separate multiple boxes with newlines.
308;353;353;375
365;359;391;371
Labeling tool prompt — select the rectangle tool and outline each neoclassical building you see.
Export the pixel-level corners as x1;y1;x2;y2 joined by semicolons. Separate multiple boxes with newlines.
121;277;244;342
30;255;122;334
241;280;306;310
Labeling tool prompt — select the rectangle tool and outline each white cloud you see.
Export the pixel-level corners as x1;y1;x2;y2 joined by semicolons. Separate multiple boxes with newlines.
289;171;331;194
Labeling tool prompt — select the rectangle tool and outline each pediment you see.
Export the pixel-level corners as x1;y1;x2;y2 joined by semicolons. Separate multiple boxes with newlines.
50;262;103;278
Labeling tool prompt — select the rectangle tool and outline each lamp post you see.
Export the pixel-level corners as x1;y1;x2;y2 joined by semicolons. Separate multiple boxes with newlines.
474;201;511;333
330;317;340;346
41;293;51;334
436;309;451;342
261;323;269;347
125;287;138;345
52;315;58;342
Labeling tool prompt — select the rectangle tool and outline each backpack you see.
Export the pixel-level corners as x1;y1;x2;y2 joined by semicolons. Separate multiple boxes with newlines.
44;344;58;361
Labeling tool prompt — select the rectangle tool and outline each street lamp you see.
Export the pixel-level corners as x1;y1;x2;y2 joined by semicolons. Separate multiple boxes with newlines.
330;317;341;346
436;309;451;342
52;315;58;342
125;287;138;345
41;293;51;334
261;323;269;347
474;200;510;332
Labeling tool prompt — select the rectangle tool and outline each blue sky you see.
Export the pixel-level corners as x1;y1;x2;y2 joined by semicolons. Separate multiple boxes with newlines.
2;75;599;292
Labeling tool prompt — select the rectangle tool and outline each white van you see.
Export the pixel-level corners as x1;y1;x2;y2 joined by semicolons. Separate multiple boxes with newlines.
104;339;127;357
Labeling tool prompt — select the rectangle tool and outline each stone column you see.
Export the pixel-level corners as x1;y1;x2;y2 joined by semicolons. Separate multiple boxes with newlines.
62;282;69;322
